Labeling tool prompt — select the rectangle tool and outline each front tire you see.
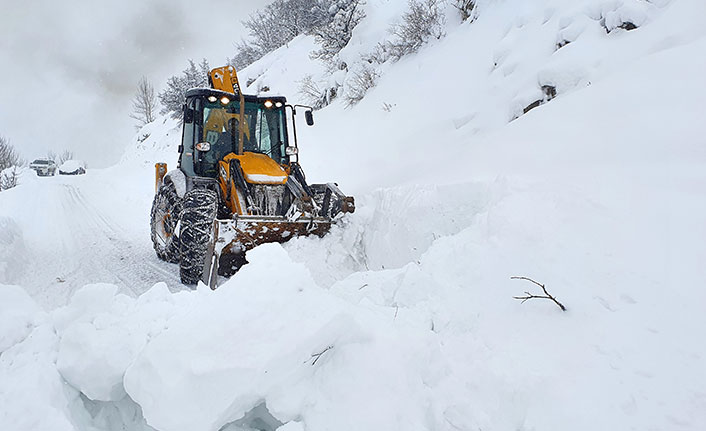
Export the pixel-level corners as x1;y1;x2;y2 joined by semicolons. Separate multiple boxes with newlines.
150;181;182;263
179;188;218;285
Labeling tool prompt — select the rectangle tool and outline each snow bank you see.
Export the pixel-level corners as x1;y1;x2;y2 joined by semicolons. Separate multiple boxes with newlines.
125;244;440;431
0;217;28;284
120;116;181;168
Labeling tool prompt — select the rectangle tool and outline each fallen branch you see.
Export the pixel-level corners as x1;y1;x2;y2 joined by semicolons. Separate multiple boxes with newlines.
310;345;333;366
511;276;566;311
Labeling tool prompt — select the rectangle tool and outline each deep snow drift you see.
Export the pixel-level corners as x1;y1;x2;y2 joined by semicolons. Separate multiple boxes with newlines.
1;0;705;430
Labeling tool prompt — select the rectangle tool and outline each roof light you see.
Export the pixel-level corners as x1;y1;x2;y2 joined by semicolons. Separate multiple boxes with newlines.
220;96;230;104
208;96;217;102
275;102;283;108
264;100;274;108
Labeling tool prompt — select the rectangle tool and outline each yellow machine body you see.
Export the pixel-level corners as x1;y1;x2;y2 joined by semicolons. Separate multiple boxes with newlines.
217;152;289;215
208;66;241;94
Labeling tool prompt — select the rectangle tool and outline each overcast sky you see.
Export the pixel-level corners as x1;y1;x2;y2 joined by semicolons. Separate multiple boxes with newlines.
0;0;271;167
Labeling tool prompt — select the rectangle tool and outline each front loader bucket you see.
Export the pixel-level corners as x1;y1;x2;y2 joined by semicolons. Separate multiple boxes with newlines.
219;215;331;252
202;215;333;288
200;183;355;289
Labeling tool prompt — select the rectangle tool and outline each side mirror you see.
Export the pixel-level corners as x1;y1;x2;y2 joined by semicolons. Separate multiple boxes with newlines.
305;110;314;126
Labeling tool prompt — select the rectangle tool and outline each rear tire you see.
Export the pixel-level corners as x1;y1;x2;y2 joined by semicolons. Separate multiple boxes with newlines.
179;188;218;285
150;181;182;263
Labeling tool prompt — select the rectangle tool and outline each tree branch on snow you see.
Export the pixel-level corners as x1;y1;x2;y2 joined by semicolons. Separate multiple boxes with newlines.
511;276;566;311
309;345;334;366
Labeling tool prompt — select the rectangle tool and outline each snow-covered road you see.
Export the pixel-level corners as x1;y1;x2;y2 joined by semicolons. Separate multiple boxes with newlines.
1;172;182;308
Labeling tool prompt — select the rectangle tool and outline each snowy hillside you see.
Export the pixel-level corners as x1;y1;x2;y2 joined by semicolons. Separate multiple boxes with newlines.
2;0;706;430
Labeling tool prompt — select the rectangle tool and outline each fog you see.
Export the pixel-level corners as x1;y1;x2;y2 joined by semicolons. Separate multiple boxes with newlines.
0;0;271;167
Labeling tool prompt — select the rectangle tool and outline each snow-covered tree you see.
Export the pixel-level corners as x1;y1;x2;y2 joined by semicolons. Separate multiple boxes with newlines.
159;59;210;120
311;0;366;61
241;0;331;56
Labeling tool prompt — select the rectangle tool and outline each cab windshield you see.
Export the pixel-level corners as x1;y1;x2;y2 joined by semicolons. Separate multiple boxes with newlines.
193;98;288;177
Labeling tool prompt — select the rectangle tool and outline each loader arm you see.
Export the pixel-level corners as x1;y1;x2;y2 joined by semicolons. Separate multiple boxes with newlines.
208;66;247;155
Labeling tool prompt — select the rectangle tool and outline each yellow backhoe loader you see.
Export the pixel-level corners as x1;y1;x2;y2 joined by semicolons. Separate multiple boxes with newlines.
150;66;354;287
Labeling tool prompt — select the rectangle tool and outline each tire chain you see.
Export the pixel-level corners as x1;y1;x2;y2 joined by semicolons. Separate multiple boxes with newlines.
179;188;218;285
150;181;183;263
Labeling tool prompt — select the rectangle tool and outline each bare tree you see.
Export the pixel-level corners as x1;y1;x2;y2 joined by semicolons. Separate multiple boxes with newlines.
343;64;379;107
130;76;158;129
58;149;74;164
47;149;57;162
0;135;24;172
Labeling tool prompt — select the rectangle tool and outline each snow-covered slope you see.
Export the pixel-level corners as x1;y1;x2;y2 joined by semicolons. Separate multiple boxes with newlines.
1;0;705;430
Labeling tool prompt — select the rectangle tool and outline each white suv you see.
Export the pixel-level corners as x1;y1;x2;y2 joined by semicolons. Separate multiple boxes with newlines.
29;159;58;176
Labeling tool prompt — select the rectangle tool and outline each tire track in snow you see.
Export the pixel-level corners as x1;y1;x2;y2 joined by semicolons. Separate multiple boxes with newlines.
19;179;184;308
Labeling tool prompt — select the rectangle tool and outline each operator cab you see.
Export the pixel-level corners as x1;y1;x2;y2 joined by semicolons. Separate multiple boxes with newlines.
179;88;290;178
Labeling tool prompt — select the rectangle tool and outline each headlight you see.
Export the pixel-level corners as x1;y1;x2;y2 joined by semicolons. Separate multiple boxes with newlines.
275;101;283;108
195;142;211;152
208;96;217;102
285;146;298;156
264;100;274;108
220;96;230;104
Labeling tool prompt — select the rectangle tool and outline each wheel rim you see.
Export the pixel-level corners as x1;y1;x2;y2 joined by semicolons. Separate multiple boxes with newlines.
154;202;174;247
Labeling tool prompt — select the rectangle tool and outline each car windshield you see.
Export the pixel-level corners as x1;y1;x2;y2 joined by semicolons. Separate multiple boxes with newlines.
195;98;288;175
32;159;50;165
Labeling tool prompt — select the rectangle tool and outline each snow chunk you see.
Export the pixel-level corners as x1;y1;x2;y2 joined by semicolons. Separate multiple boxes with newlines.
0;322;75;431
0;284;46;353
54;282;180;402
